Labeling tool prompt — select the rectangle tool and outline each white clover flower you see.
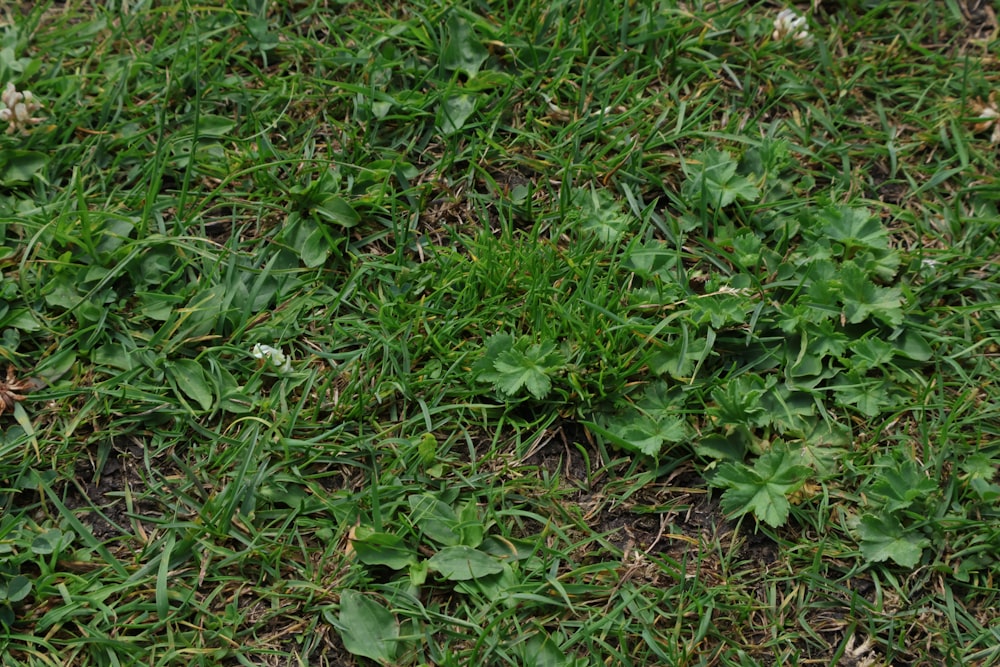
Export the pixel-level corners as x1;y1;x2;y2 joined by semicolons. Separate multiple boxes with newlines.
969;92;1000;144
772;9;813;47
251;343;293;374
0;82;43;134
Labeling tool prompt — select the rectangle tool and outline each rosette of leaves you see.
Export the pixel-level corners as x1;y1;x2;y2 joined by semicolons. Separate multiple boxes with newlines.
681;147;760;210
712;446;813;528
582;381;691;458
335;490;537;663
473;334;567;400
569;185;632;243
851;454;937;568
279;170;360;267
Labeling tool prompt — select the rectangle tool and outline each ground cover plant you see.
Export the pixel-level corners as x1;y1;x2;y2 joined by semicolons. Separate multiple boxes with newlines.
0;0;999;664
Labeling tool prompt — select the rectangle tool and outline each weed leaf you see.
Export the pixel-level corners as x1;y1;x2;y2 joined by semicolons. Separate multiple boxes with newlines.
894;330;932;361
480;341;565;399
408;494;461;546
849;337;895;371
709;374;775;428
427;546;503;581
649;337;708;379
682;148;759;208
856;514;929;568
165;359;214;411
819;206;888;251
714;448;811;527
337;590;398;663
472;334;516;374
961;454;1000;501
572;187;630;242
351;526;414;570
0;149;48;184
592;412;689;458
442;13;488;78
0;575;31;603
839;263;903;326
193;114;236;137
438;94;477;135
522;632;568;667
313;196;360;228
832;372;897;417
868;458;937;512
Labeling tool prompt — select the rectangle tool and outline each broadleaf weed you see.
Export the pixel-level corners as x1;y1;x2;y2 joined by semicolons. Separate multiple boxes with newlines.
0;1;998;664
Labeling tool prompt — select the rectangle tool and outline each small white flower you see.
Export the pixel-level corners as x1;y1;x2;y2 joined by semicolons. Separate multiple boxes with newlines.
772;8;813;47
251;343;293;374
968;92;1000;144
0;82;43;134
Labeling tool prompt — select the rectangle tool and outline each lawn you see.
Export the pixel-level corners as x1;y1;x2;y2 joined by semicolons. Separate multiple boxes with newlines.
1;0;999;665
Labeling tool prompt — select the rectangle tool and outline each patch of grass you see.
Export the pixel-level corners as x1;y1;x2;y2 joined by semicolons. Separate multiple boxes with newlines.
1;0;999;665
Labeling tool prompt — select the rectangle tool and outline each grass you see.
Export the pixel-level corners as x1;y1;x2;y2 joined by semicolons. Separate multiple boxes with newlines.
1;0;999;665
